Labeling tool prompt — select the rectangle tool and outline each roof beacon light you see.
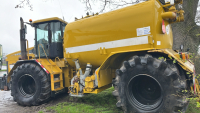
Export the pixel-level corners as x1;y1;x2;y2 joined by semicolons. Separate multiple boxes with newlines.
29;19;32;23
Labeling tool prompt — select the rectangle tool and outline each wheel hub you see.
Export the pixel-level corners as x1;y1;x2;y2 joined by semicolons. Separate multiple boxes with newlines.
18;74;36;97
127;74;163;110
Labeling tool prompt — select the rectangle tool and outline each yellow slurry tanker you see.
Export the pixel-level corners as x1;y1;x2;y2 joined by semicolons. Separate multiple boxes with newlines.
6;0;197;112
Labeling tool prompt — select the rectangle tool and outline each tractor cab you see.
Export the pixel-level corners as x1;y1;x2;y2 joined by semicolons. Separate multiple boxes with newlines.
32;17;67;58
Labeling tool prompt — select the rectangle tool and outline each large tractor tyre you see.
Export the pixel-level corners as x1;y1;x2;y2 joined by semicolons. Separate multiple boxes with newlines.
11;63;51;106
112;55;189;113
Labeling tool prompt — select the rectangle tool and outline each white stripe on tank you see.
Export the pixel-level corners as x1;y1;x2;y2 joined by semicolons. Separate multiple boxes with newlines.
65;36;148;53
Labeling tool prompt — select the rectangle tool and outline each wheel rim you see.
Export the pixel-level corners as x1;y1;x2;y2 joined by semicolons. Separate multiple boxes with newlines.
18;74;36;97
127;74;163;111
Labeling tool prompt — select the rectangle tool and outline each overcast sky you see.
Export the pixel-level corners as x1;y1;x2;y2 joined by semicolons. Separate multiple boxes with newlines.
0;0;90;55
0;0;200;56
0;0;133;55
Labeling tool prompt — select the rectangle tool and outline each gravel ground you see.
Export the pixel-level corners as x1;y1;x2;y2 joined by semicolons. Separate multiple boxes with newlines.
0;90;69;113
0;66;7;77
0;66;70;113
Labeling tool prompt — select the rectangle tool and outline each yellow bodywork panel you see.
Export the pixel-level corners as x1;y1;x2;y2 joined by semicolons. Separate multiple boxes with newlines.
6;47;35;78
6;47;35;63
32;17;68;24
97;68;114;88
96;48;154;88
94;48;194;89
62;67;72;87
64;0;172;68
148;49;194;73
37;58;64;91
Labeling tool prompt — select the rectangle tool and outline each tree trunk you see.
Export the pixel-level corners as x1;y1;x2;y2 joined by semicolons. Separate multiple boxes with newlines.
172;0;199;51
172;0;200;73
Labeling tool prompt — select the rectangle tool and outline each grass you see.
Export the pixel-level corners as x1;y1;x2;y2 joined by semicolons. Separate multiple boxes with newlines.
45;87;122;113
0;69;6;72
186;100;200;113
2;64;6;66
47;102;117;113
42;87;200;113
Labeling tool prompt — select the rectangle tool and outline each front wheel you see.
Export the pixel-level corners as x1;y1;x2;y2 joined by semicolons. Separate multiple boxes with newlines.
112;55;189;113
11;63;51;106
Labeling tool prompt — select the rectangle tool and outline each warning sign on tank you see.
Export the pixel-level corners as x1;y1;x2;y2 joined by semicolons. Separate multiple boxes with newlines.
137;26;151;36
166;25;170;35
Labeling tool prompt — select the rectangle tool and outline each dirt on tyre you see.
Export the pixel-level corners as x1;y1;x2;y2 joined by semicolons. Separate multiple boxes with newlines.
11;63;51;106
112;54;189;113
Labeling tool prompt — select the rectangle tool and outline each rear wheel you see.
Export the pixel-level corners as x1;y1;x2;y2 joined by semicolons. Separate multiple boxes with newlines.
11;63;51;106
112;55;189;113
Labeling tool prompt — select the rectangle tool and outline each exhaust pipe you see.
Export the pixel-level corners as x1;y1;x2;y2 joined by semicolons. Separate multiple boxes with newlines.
20;17;27;60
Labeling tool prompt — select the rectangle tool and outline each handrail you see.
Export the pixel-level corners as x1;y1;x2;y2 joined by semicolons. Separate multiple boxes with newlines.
37;44;48;60
26;39;29;60
37;44;52;73
55;57;62;73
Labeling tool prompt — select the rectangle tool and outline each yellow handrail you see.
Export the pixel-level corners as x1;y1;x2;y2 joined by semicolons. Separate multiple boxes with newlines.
195;79;200;96
37;44;48;60
37;44;53;73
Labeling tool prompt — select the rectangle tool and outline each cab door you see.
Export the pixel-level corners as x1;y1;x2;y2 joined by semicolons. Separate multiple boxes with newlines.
49;22;64;58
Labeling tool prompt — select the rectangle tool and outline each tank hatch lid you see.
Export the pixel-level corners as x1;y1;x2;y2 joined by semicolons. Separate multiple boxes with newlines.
32;17;68;24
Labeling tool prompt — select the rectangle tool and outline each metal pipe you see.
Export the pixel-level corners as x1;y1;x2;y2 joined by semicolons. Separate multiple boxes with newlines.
74;60;83;75
20;17;27;60
26;39;29;60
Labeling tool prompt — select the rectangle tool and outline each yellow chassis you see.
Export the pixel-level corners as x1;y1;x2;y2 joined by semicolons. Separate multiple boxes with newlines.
6;48;199;96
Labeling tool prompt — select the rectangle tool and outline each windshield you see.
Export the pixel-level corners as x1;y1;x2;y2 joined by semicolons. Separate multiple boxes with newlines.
35;21;67;57
36;23;49;57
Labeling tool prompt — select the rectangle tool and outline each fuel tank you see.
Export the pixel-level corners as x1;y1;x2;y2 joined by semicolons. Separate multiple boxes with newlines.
64;0;173;68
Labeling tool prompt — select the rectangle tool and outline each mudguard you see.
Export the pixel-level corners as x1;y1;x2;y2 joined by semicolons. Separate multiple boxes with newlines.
148;49;194;73
6;60;45;83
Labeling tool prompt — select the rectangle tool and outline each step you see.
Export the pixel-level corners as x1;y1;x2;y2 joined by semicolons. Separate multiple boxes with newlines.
53;87;64;91
52;72;62;75
53;79;63;83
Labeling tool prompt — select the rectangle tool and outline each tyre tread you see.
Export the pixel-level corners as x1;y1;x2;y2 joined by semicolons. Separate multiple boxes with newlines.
11;63;51;106
112;54;189;113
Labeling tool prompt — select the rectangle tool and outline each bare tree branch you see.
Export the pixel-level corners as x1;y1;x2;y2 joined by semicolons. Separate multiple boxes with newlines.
99;0;111;13
15;0;33;11
80;0;148;13
111;0;140;9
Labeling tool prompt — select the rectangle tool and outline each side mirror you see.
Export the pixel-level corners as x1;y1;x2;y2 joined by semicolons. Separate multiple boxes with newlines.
24;25;27;34
165;0;174;5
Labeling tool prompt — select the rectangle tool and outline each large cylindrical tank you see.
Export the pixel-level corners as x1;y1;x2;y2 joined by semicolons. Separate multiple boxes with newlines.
64;0;173;68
